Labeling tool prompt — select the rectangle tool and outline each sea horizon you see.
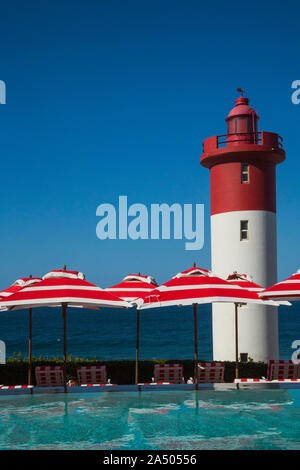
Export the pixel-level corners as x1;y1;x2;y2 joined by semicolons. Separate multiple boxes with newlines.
1;304;299;362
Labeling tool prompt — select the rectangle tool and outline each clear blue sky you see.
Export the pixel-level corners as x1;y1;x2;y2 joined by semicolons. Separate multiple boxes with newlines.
0;0;299;288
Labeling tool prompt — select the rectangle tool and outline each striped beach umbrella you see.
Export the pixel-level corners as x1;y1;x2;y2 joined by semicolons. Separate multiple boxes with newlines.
226;272;263;293
137;266;270;385
138;267;267;309
0;276;42;384
106;274;158;301
106;274;158;384
0;277;42;298
0;267;130;390
259;269;300;302
227;272;291;305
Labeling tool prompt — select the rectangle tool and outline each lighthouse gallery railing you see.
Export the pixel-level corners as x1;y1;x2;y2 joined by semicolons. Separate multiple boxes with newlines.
203;132;283;152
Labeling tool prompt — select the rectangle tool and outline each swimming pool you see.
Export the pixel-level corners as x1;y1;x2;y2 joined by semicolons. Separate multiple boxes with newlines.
0;389;300;450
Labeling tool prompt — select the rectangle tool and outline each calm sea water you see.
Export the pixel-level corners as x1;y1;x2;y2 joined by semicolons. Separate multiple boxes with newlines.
0;305;299;360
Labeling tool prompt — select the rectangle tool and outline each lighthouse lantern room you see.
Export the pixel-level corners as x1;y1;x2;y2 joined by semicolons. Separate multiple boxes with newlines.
200;90;285;362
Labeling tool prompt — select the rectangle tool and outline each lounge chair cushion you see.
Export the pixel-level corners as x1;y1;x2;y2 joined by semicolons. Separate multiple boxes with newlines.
77;366;107;385
35;366;64;387
196;362;225;383
154;364;183;384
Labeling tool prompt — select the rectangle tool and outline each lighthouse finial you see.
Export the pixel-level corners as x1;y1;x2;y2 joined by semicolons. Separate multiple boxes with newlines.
237;87;245;97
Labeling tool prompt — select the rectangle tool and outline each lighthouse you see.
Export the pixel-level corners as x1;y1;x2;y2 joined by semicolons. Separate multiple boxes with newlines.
200;90;285;362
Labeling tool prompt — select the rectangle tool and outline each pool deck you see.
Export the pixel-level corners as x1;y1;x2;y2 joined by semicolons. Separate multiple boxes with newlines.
1;382;300;395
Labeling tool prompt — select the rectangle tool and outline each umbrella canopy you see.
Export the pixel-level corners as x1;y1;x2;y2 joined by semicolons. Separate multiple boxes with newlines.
106;274;158;302
106;273;158;385
226;272;291;305
1;269;130;310
0;268;130;390
0;277;42;298
226;272;263;293
137;267;267;310
259;269;300;301
137;266;270;386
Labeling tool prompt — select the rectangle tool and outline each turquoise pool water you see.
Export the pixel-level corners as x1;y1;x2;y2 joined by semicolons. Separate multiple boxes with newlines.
0;389;300;450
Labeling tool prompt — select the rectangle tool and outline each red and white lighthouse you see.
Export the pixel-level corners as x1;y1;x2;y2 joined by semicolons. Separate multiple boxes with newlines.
200;90;285;362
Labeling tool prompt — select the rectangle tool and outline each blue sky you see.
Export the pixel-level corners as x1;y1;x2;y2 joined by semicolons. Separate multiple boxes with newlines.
0;0;299;288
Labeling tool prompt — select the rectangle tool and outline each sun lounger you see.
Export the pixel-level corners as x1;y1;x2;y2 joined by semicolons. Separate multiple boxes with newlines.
267;360;300;380
0;366;65;394
234;360;300;384
153;363;184;384
76;365;109;385
35;366;64;387
196;362;225;383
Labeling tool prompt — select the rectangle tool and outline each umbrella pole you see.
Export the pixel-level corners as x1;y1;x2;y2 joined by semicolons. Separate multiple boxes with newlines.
135;309;140;385
193;304;198;389
235;303;239;380
62;303;67;393
28;308;32;385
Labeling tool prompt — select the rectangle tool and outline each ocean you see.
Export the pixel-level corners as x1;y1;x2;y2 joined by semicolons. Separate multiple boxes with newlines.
0;305;299;361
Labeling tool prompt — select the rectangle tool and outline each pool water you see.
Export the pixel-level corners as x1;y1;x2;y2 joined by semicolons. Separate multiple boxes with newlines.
0;389;300;450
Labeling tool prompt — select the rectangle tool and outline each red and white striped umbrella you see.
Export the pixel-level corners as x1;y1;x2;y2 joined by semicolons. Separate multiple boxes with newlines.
106;273;158;384
137;267;267;310
137;266;271;385
226;272;263;293
106;274;158;302
0;277;42;298
1;269;130;310
226;272;290;305
259;269;300;302
0;268;130;390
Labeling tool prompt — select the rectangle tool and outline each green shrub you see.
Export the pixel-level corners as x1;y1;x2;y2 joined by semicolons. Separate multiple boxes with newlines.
0;357;268;385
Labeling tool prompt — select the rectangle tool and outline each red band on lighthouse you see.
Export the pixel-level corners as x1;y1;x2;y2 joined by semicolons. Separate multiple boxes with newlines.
210;160;277;215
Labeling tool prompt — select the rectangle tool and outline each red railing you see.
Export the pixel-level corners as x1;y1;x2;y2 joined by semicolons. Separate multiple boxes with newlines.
203;132;283;153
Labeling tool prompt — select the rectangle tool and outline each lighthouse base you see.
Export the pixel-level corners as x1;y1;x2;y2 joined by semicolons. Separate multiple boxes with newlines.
212;303;278;363
211;209;279;363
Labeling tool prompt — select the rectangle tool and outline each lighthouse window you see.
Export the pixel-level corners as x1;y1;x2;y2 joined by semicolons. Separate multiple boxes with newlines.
247;117;254;133
240;220;249;240
241;163;249;183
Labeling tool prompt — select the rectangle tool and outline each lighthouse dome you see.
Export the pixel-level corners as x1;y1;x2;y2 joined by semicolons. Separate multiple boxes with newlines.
225;90;259;139
226;95;256;120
